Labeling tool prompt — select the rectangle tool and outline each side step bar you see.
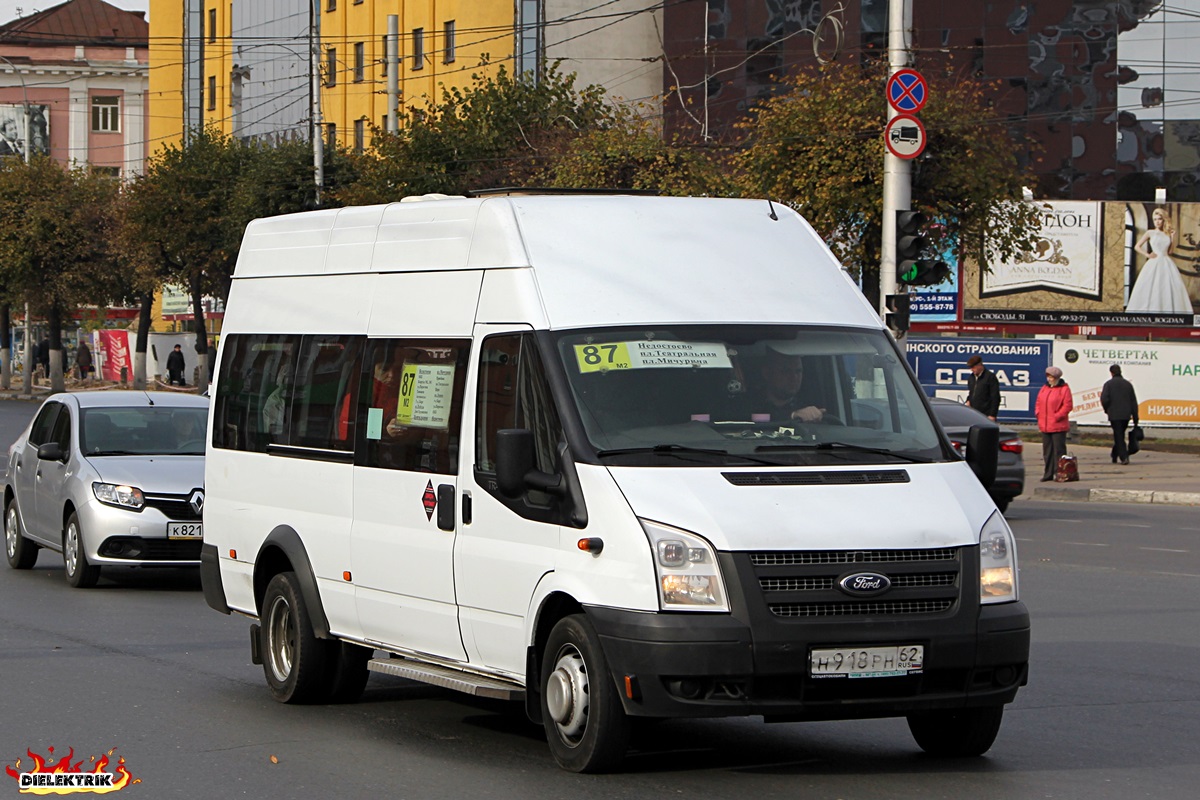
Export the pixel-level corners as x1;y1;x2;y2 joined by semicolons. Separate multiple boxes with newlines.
367;657;525;702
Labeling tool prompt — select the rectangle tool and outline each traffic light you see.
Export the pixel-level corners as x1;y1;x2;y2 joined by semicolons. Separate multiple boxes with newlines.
885;293;910;333
895;209;950;286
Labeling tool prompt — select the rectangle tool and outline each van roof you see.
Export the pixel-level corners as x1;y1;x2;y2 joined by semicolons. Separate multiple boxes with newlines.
233;195;881;330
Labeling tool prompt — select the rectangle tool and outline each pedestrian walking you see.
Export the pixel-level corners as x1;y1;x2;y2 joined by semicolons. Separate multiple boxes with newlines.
965;355;1001;420
1100;364;1138;465
166;344;186;386
36;337;50;378
75;339;93;381
1035;366;1073;482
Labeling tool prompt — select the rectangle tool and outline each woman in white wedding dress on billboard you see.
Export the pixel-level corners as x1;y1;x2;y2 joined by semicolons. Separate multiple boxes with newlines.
1127;207;1193;314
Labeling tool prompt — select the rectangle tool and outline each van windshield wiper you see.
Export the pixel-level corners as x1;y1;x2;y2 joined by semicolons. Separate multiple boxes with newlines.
755;441;933;463
596;444;781;466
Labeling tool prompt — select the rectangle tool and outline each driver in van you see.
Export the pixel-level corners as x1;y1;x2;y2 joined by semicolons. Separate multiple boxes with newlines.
750;347;826;422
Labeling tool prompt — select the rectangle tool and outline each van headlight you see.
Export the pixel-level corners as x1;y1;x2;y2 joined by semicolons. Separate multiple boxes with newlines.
93;482;145;510
640;519;729;612
979;510;1018;603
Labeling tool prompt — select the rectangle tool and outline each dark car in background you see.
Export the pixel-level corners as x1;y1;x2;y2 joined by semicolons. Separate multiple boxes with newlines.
928;398;1025;513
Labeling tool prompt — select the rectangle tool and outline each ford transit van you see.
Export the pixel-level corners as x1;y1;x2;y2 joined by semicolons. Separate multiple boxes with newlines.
201;194;1029;772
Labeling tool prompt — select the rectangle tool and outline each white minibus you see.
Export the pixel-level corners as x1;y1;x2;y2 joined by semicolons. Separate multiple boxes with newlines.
202;194;1028;772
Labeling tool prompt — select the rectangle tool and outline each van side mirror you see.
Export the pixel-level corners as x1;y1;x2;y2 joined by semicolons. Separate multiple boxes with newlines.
966;424;999;489
37;442;66;463
495;429;563;499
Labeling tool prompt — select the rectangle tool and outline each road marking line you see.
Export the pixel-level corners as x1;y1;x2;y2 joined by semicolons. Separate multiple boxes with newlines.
1149;571;1200;578
1115;523;1152;528
1063;541;1110;547
1138;547;1189;553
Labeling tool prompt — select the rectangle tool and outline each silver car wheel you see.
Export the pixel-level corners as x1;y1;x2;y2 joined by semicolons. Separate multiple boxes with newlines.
4;505;17;560
64;520;80;577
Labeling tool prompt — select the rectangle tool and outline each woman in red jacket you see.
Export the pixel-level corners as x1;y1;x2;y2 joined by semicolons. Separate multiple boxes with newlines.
1035;366;1074;481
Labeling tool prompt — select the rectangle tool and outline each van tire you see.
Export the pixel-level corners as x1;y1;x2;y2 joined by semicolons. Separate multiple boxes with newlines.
326;642;372;703
261;571;331;703
907;705;1004;757
540;614;628;773
5;499;38;570
63;513;100;588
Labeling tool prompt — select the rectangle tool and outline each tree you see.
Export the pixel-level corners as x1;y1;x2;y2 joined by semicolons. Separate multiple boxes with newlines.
337;64;615;204
121;129;343;386
0;158;122;393
732;59;1040;303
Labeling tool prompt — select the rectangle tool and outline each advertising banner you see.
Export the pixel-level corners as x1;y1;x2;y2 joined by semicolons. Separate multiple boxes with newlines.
906;337;1052;422
965;201;1200;328
1053;340;1200;427
910;238;959;323
0;103;50;160
97;330;131;382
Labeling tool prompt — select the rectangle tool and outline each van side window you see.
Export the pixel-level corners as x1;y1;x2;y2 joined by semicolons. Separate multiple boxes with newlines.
359;339;468;474
28;403;62;447
291;336;364;450
212;333;299;452
474;333;565;514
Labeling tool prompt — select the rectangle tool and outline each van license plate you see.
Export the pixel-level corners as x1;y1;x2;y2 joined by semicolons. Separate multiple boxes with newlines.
167;522;203;540
810;645;923;678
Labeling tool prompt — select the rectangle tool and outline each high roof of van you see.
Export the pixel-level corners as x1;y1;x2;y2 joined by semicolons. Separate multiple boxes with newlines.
232;195;881;330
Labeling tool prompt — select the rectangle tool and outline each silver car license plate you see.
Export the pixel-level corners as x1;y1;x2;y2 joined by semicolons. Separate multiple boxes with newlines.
810;645;924;678
167;522;203;540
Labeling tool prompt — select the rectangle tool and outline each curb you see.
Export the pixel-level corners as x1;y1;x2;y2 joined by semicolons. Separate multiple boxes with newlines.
1033;486;1200;506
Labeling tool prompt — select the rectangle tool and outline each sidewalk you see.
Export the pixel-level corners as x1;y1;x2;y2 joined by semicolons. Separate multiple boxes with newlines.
1024;439;1200;506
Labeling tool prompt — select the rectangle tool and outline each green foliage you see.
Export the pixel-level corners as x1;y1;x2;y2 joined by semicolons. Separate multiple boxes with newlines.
336;64;616;203
0;157;122;319
733;59;1040;285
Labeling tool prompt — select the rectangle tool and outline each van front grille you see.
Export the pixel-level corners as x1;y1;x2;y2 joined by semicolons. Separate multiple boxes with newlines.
723;470;910;487
749;548;957;566
760;572;956;592
769;599;955;618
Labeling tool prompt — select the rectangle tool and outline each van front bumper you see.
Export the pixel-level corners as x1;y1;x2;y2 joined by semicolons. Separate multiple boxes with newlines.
586;597;1029;721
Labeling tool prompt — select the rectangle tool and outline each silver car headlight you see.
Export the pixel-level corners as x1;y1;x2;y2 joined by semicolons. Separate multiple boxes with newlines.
93;482;145;510
640;519;729;612
979;510;1018;604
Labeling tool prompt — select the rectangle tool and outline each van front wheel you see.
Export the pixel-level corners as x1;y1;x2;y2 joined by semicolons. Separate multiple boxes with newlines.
540;614;629;773
261;572;330;704
907;705;1004;757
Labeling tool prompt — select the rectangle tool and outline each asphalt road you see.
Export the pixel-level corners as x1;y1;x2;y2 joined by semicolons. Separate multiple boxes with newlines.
1;399;1198;798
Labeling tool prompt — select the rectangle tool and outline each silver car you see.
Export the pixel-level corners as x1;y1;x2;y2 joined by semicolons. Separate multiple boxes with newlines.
3;391;208;587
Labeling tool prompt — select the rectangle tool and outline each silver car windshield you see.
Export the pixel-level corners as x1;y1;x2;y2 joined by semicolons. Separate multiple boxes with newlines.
81;407;208;456
554;325;945;466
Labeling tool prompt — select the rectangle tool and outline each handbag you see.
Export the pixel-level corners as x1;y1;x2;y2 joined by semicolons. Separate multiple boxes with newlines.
1128;425;1144;456
1054;453;1079;483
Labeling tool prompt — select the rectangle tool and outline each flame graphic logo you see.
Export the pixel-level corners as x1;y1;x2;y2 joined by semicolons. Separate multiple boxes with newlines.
4;747;139;795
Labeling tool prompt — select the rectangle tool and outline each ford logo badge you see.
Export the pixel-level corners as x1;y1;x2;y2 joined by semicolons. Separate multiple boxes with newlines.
838;572;892;596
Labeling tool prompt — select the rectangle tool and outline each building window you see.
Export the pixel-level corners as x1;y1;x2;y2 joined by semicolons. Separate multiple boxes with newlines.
326;47;337;86
517;0;542;78
444;20;456;64
207;76;217;110
412;28;424;70
208;8;216;43
353;118;365;153
354;42;364;82
91;96;120;132
326;0;336;10
91;166;121;179
325;122;337;151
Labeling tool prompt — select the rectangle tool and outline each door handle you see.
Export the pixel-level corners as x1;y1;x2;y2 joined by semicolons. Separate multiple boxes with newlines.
436;484;455;532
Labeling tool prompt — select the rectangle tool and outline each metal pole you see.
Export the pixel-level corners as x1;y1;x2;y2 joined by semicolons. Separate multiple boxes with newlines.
387;15;399;133
880;0;912;341
311;0;324;204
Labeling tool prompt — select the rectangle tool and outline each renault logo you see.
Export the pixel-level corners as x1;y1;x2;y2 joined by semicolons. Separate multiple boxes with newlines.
189;490;205;516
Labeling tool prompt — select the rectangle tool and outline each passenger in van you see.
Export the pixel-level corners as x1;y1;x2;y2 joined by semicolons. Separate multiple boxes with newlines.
749;347;827;423
262;363;294;438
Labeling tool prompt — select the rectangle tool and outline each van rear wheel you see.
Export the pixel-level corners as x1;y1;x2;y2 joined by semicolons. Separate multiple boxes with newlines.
907;706;1004;757
540;614;629;773
261;572;331;703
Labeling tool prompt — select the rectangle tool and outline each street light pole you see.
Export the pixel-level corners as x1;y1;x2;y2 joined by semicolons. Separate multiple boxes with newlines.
0;54;33;394
880;0;913;352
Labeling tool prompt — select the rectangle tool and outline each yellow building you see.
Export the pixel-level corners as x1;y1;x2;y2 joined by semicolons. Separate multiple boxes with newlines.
149;1;512;155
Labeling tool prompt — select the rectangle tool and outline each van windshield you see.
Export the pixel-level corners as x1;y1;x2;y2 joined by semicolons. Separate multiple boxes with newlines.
553;325;947;466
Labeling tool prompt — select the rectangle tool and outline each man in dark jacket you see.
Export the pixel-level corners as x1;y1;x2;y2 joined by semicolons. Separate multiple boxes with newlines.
166;344;186;386
1101;364;1139;465
965;355;1000;420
